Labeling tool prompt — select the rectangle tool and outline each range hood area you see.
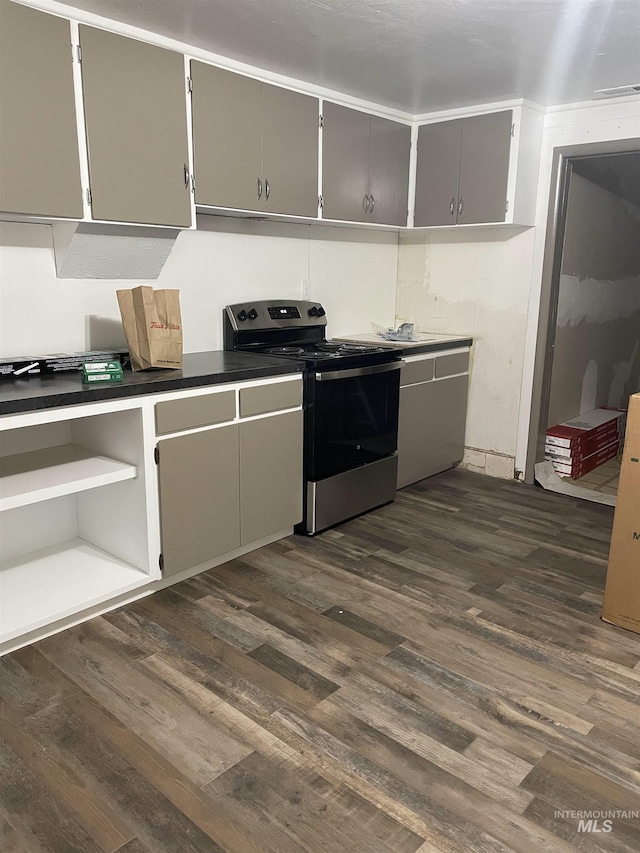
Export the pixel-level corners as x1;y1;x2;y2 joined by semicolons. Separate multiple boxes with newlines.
51;222;179;280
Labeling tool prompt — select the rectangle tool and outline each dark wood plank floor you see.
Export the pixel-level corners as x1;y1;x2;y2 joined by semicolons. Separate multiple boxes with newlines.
2;469;639;853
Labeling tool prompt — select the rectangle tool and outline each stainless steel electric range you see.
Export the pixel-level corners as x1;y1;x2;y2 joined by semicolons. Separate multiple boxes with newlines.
224;300;401;535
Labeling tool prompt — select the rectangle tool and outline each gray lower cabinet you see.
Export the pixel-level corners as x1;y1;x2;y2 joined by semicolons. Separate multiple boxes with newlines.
0;0;82;218
191;61;319;217
240;410;303;543
79;26;192;227
322;102;410;226
414;110;512;226
156;379;303;577
157;424;241;577
397;352;469;488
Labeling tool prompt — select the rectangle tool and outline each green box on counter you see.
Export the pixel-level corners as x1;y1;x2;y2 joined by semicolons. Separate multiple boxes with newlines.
82;360;122;374
81;361;124;384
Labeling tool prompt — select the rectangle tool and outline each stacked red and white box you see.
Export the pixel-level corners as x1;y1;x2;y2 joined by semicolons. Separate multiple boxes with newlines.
545;407;626;479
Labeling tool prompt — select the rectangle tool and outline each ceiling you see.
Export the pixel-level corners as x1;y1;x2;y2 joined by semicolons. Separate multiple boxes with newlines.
53;0;640;114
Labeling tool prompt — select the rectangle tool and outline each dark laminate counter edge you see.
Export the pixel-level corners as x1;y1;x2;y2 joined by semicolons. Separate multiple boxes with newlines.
0;351;305;416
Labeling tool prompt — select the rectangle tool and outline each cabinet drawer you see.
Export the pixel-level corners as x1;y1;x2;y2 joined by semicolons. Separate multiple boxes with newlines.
435;351;469;378
155;390;235;435
400;357;434;387
239;380;302;418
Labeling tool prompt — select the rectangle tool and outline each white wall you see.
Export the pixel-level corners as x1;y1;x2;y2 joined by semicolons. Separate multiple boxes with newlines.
0;215;398;356
547;173;640;427
396;226;536;467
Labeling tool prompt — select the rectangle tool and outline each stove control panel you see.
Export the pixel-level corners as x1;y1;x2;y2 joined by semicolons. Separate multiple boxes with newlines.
268;306;301;320
225;300;328;333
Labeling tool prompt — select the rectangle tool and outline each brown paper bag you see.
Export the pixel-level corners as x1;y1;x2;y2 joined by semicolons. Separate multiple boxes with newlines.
117;285;183;371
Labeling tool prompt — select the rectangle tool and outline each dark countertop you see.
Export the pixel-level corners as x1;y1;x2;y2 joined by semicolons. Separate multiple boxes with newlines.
0;351;304;416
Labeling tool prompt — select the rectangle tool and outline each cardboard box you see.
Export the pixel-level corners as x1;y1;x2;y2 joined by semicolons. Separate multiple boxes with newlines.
548;437;620;479
546;407;626;450
0;357;41;378
545;432;619;461
602;393;640;634
37;351;127;374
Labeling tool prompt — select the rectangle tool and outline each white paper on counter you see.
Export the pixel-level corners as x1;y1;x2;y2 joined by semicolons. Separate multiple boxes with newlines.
534;460;616;507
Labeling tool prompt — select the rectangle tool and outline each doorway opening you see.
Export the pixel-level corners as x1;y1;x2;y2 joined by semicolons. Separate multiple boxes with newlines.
526;147;640;502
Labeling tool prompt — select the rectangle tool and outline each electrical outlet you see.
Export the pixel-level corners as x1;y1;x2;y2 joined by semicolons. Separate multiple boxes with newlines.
302;278;312;299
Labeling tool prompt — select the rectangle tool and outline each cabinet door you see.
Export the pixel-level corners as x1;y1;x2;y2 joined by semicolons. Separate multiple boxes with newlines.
239;410;303;544
261;83;319;217
458;110;512;224
321;102;370;222
368;116;411;226
414;119;461;227
79;26;191;227
430;375;469;474
397;372;469;488
157;425;240;576
191;62;262;211
0;0;82;218
397;380;437;488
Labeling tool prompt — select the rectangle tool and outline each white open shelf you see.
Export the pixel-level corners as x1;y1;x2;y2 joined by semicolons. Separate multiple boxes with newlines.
0;443;137;511
0;537;149;643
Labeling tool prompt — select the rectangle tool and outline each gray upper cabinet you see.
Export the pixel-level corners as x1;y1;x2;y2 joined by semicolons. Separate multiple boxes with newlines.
260;83;319;217
79;26;192;227
322;102;411;226
414;119;462;227
368;115;412;226
0;0;82;218
191;64;262;211
415;110;513;226
457;111;513;225
322;103;370;222
191;62;319;217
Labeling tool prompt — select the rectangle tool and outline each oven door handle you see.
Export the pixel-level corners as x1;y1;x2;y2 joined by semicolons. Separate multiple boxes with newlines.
314;361;402;382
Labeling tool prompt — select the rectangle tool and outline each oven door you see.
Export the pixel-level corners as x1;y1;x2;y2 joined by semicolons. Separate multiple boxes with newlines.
306;360;401;481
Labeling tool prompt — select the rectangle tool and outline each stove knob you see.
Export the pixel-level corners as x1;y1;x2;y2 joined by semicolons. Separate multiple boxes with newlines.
308;306;319;317
247;308;258;320
317;306;326;316
237;309;248;322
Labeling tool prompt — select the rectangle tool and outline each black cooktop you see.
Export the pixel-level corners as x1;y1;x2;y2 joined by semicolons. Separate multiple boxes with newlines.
262;341;387;361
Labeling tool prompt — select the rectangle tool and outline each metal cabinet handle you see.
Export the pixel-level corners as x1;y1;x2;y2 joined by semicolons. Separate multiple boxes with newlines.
363;194;369;212
315;361;401;382
257;178;262;200
183;164;189;189
369;194;375;213
457;197;464;216
449;197;456;216
265;178;270;201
